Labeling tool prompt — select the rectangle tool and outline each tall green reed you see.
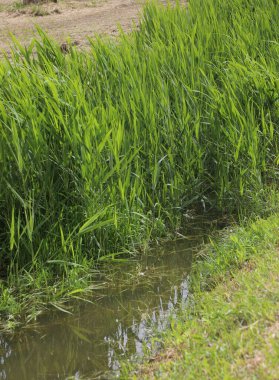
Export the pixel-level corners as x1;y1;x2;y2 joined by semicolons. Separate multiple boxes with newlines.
0;0;278;279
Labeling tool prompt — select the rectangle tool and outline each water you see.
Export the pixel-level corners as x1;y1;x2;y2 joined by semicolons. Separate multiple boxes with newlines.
0;230;207;380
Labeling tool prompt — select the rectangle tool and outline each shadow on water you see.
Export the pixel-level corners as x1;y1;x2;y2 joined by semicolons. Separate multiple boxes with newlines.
0;223;214;379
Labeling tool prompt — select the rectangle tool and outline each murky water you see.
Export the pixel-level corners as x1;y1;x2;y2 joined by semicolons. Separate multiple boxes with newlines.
0;230;208;380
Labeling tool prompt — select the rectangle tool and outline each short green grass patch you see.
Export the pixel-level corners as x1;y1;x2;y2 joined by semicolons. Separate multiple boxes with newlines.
123;213;279;379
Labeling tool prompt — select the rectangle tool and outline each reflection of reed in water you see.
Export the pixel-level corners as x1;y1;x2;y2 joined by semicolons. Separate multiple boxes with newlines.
0;336;12;380
105;275;190;373
0;236;200;379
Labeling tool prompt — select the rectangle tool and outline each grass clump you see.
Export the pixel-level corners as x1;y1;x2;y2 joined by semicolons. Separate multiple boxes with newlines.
0;0;278;322
122;213;279;379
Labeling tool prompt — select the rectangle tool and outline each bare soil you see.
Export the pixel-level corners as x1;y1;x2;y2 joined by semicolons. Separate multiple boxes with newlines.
0;0;149;53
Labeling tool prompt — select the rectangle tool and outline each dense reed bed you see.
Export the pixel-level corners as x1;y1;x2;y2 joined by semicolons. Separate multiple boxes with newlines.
0;0;278;315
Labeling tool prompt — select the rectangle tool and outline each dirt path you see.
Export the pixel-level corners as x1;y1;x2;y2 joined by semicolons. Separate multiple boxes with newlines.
0;0;147;53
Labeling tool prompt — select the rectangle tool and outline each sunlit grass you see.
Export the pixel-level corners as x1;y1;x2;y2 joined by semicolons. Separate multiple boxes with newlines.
123;213;279;379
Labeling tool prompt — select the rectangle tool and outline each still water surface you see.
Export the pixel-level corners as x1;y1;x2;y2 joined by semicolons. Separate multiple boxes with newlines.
0;229;207;379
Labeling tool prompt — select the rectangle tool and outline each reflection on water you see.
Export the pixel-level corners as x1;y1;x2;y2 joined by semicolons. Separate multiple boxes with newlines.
104;276;190;375
0;234;206;380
